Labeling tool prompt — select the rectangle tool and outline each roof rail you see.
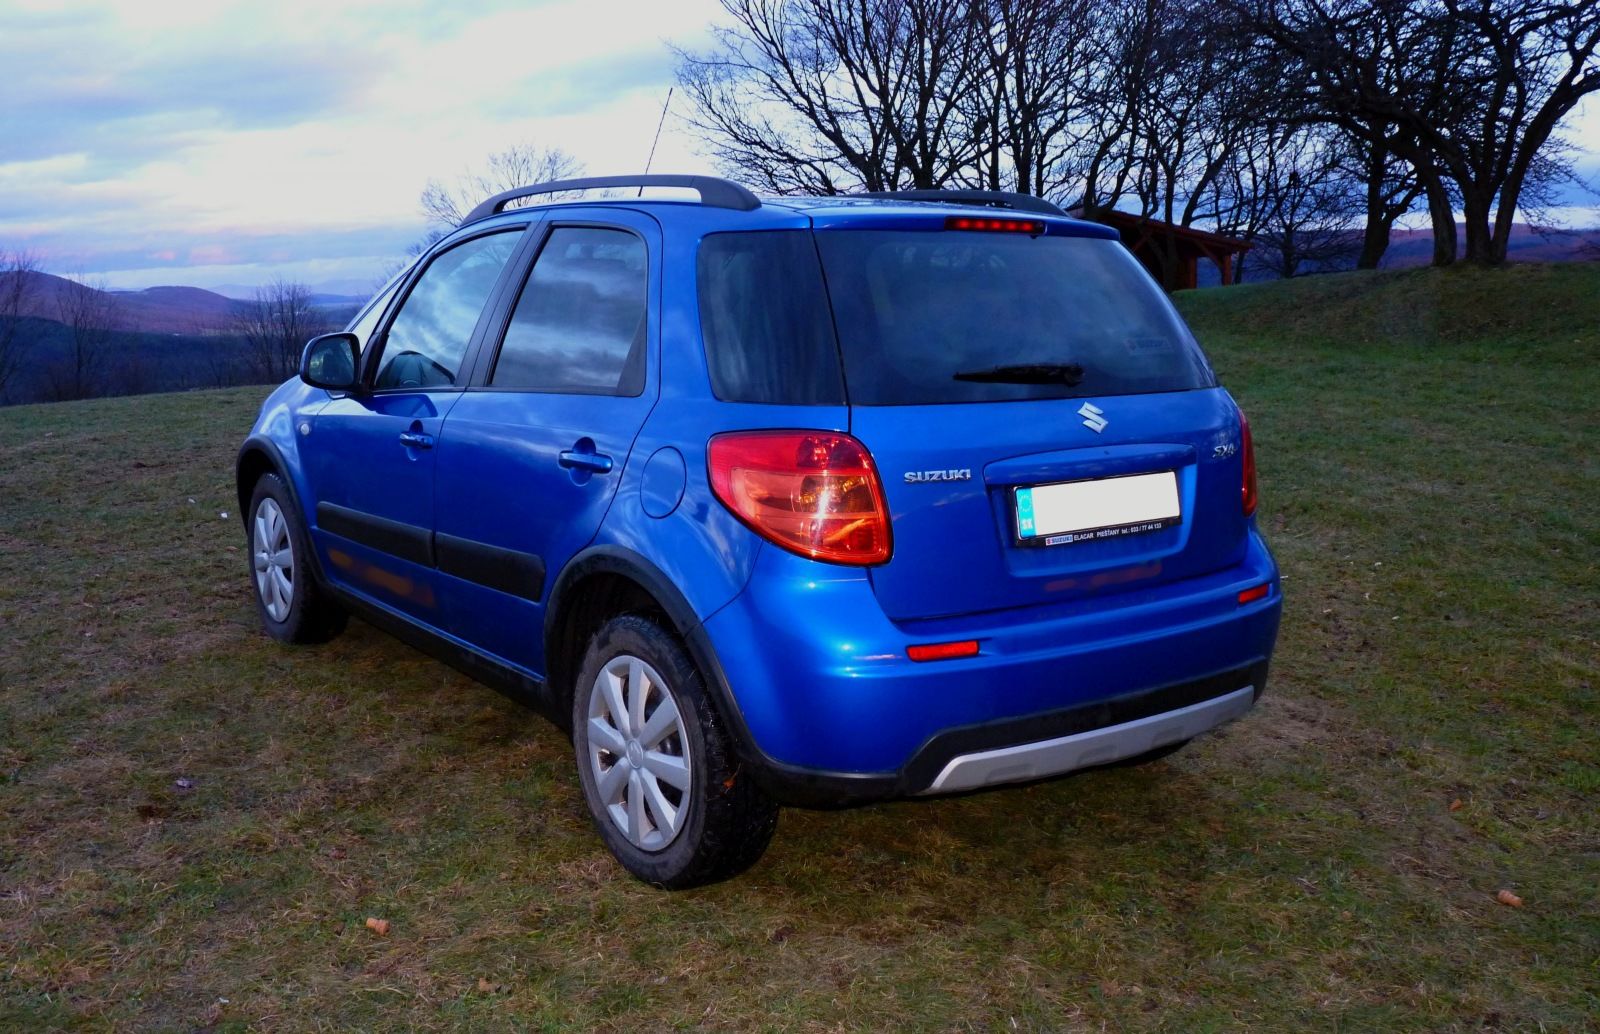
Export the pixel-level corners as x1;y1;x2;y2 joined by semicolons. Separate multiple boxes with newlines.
462;174;761;225
856;189;1065;217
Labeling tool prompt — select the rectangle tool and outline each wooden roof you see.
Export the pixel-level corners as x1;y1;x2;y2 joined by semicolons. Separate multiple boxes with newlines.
1077;208;1252;253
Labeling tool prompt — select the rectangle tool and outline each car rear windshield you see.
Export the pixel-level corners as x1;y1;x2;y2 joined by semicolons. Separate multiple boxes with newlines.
696;227;1214;406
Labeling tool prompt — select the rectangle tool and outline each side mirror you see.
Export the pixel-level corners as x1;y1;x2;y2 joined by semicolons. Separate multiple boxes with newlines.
299;333;361;392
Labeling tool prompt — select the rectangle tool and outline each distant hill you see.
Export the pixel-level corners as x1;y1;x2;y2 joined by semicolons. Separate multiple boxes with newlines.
213;279;380;301
1378;223;1600;268
1210;221;1598;284
5;271;242;334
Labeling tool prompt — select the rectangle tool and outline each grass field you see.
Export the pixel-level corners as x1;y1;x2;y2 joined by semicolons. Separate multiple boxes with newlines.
2;263;1596;1031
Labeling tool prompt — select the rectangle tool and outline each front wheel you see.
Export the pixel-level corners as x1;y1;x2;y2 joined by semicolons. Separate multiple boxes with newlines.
573;615;777;888
246;473;346;644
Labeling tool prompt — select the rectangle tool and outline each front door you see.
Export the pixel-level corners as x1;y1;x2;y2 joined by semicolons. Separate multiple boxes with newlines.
303;228;526;625
433;213;660;674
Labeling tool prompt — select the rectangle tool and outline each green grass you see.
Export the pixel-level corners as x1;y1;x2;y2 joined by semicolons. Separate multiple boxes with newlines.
2;263;1597;1031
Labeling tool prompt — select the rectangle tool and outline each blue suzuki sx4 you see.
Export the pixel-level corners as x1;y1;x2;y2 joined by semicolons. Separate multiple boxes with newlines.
237;176;1281;887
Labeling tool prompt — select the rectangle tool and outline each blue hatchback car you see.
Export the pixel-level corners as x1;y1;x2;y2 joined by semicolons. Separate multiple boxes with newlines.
237;175;1281;887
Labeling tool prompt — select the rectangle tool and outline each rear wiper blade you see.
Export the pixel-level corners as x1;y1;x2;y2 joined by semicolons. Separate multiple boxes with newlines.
952;362;1085;386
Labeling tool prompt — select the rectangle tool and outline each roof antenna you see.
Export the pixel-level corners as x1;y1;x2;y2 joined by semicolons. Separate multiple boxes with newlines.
638;87;673;197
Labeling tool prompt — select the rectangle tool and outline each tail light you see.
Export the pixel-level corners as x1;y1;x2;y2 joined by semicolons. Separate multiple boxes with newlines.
708;430;892;565
1240;409;1258;516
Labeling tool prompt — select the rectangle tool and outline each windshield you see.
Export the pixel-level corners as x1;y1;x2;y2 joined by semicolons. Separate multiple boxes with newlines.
813;230;1215;405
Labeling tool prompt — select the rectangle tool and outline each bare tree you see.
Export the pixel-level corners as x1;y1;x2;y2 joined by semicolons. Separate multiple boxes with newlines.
964;0;1107;199
1106;0;1272;285
1233;0;1600;266
420;143;584;229
47;276;121;402
1229;129;1365;278
0;249;39;401
233;279;331;383
677;0;991;193
1338;129;1423;268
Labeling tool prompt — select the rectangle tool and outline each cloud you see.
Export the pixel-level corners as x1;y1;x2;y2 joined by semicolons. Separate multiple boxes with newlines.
6;0;1594;291
1;0;724;288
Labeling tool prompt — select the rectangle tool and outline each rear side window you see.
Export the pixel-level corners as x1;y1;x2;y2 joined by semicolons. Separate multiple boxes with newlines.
697;231;844;405
373;233;520;390
491;227;648;395
814;231;1216;405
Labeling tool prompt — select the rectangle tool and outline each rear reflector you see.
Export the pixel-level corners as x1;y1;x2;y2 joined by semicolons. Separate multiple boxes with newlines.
708;430;892;565
907;640;979;662
944;215;1045;235
1237;583;1270;605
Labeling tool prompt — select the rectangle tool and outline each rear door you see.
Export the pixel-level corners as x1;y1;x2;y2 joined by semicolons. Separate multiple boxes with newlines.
812;221;1250;621
303;227;527;624
433;211;659;673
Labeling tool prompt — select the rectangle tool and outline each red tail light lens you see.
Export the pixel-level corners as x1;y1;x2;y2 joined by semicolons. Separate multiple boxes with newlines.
708;431;892;565
945;215;1045;234
1237;583;1270;605
1240;409;1258;516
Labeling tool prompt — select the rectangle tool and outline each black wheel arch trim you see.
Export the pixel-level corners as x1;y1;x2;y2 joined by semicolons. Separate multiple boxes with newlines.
543;544;900;807
236;436;333;588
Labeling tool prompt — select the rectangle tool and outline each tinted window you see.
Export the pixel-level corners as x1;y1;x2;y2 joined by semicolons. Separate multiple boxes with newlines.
490;227;647;395
345;264;410;353
373;233;519;390
814;231;1216;405
697;231;844;405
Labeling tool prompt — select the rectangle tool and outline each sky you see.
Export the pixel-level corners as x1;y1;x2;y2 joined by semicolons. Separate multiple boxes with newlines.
0;0;727;294
1;0;1597;296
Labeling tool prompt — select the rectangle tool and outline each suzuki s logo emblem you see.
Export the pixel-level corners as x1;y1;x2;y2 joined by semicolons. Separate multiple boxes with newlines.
1078;402;1108;433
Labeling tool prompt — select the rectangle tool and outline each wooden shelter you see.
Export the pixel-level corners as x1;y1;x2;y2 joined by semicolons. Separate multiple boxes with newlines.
1078;209;1252;291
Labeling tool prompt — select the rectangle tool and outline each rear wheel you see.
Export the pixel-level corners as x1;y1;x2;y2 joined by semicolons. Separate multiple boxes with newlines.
573;615;777;888
246;473;346;644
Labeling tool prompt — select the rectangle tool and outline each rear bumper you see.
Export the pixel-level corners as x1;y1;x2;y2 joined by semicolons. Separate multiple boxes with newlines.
697;530;1282;806
921;681;1256;794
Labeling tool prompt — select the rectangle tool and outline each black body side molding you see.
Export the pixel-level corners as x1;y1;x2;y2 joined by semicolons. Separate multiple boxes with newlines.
316;502;434;567
435;533;545;601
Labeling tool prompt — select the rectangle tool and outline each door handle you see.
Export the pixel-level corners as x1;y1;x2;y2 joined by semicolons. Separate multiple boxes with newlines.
558;449;614;474
398;430;435;450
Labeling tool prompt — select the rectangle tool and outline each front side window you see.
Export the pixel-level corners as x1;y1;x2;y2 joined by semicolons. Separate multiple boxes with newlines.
345;263;413;353
373;232;520;390
490;227;648;395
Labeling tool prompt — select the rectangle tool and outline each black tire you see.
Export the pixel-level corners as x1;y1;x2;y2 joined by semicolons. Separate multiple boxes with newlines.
245;473;347;645
572;615;778;889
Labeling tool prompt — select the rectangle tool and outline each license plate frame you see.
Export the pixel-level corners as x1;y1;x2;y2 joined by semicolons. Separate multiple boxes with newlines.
1013;470;1181;548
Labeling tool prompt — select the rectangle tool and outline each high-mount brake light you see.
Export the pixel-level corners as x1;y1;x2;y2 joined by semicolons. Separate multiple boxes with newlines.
708;431;892;565
1239;407;1259;516
944;215;1045;235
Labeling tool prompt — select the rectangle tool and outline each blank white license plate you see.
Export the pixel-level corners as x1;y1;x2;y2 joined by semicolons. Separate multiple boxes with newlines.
1014;470;1180;546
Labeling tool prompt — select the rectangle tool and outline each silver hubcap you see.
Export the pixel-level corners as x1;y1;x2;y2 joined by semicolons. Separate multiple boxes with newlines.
586;654;692;851
252;498;294;622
